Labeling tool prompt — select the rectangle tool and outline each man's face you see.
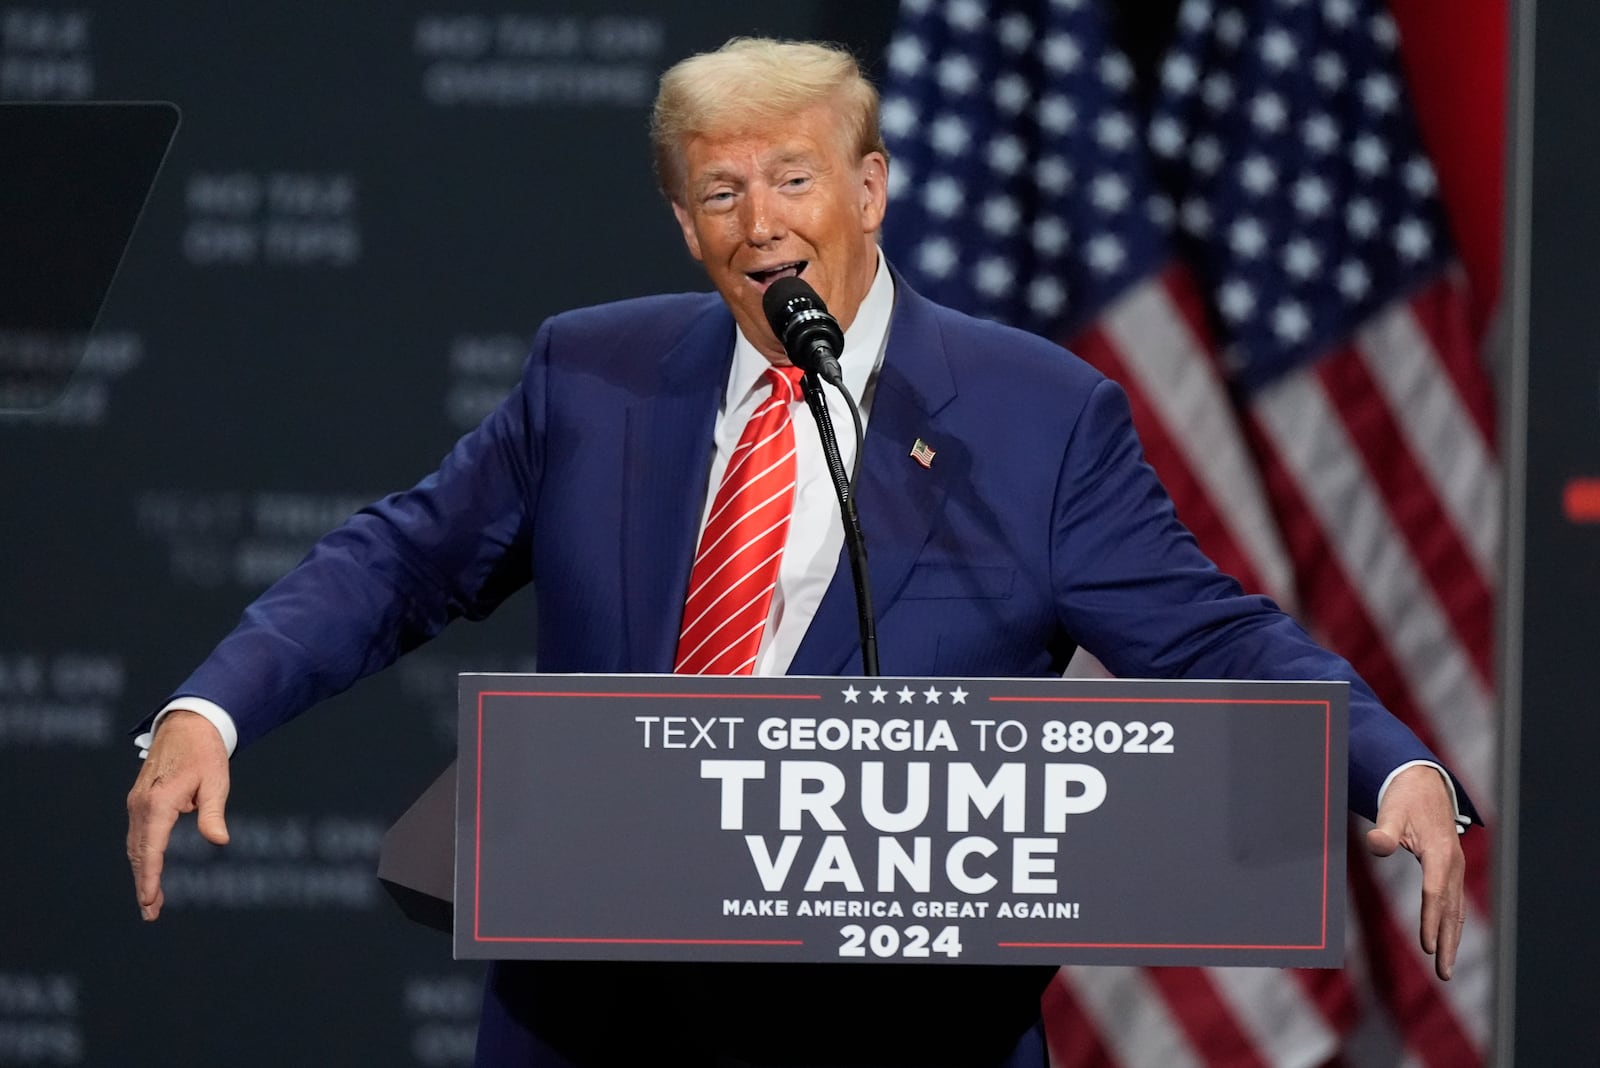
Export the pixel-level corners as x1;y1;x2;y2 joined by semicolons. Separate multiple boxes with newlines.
670;103;888;365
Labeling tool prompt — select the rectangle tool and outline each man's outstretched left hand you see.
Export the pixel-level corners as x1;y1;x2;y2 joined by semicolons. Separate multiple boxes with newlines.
1366;764;1467;980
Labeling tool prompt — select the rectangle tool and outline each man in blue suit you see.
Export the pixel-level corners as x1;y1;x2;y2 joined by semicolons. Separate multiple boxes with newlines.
127;37;1470;1067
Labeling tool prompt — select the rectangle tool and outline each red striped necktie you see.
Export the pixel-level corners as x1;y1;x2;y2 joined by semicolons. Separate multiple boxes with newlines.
674;364;806;675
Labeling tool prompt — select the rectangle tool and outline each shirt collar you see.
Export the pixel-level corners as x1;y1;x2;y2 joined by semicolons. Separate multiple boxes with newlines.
725;248;894;411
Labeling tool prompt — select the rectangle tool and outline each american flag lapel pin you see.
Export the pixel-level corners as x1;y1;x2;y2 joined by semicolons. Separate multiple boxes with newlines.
909;438;936;469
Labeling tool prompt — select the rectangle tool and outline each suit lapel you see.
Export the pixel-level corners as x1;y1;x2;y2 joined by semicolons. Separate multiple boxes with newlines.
621;306;736;671
790;281;957;675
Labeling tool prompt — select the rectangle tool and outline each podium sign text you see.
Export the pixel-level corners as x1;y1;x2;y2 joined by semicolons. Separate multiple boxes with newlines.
455;675;1346;967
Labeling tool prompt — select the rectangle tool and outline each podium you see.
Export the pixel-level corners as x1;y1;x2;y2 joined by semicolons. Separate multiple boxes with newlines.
383;673;1347;970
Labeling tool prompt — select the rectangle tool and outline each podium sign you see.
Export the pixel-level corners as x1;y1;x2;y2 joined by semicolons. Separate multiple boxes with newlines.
455;674;1346;968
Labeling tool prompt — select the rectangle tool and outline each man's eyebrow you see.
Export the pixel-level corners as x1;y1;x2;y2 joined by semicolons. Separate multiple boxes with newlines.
764;148;819;168
690;167;743;194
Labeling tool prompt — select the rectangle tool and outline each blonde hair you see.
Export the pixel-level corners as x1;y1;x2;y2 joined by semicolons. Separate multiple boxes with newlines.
651;37;886;203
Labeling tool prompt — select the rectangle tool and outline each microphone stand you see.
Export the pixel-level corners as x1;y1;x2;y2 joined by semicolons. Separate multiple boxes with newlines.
798;367;879;677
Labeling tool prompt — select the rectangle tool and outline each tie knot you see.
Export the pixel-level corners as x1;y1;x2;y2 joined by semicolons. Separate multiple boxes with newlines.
765;365;805;404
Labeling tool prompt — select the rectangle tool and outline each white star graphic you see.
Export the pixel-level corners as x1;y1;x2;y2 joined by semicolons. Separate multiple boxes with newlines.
994;72;1029;116
1347;198;1380;238
917;236;959;279
974;256;1015;298
931;113;971;157
937;54;979;97
1028;277;1067;317
842;685;860;703
1293;175;1332;216
887;164;911;201
1314;53;1346;92
1150;115;1185;159
1042;33;1082;74
1337;261;1371;300
1090;173;1130;212
1395;218;1432;260
997;13;1032;52
1180;196;1212;237
1273;301;1311;344
1202;71;1234;113
1100;54;1134;91
1217;9;1247;47
897;686;916;704
1240;154;1278;196
947;0;984;30
1370;12;1399;48
1362;73;1398;114
1219;278;1256;322
923;175;965;219
1283;238;1321;280
1037;95;1076;135
1162;54;1199;94
1303;114;1339;154
887;36;926;77
1353;135;1389;176
879;96;918;140
1179;0;1213;33
1190;135;1223;175
982;196;1021;236
1404;157;1439;197
1147;193;1175;228
869;686;888;704
950;687;969;705
923;686;943;704
1260;28;1297;69
1035;156;1073;194
1229;216;1268;258
987;134;1026;176
1096;113;1135;151
1325;0;1356;27
1086;233;1126;274
1250;91;1288;134
1032;216;1069;256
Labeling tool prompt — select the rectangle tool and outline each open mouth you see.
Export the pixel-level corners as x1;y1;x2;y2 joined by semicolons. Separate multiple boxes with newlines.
747;261;807;287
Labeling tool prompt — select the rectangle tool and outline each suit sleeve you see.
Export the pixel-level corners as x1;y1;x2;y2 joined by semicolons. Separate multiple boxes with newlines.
149;319;553;752
1048;376;1474;823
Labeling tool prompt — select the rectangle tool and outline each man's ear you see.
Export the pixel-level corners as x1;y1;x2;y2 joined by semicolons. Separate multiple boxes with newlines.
860;152;889;234
671;201;704;262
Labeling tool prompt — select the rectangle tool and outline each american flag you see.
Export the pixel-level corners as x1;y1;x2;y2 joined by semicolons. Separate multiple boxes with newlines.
880;0;1497;1065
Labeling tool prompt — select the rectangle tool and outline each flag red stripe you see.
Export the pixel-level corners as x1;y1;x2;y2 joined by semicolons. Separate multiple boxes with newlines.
1144;969;1272;1068
1389;0;1508;347
1073;269;1395;1060
1347;830;1485;1067
1401;276;1498;444
1290;966;1362;1042
1042;971;1122;1068
1070;325;1273;598
1245;417;1493;913
1314;345;1495;684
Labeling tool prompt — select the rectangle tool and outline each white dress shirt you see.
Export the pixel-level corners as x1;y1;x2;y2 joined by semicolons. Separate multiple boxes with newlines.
697;250;893;677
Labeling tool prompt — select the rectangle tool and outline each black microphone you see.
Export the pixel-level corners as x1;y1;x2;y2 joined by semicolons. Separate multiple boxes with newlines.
759;275;878;676
762;277;845;388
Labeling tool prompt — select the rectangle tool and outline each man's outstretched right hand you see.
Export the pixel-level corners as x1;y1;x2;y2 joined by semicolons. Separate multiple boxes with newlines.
125;709;231;921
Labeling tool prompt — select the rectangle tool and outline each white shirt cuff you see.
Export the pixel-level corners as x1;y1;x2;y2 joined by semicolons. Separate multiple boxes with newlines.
1378;759;1468;833
133;698;239;759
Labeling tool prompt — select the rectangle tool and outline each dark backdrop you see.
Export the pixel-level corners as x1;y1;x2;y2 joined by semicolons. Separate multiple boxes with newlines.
4;2;1564;1067
0;4;915;1065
